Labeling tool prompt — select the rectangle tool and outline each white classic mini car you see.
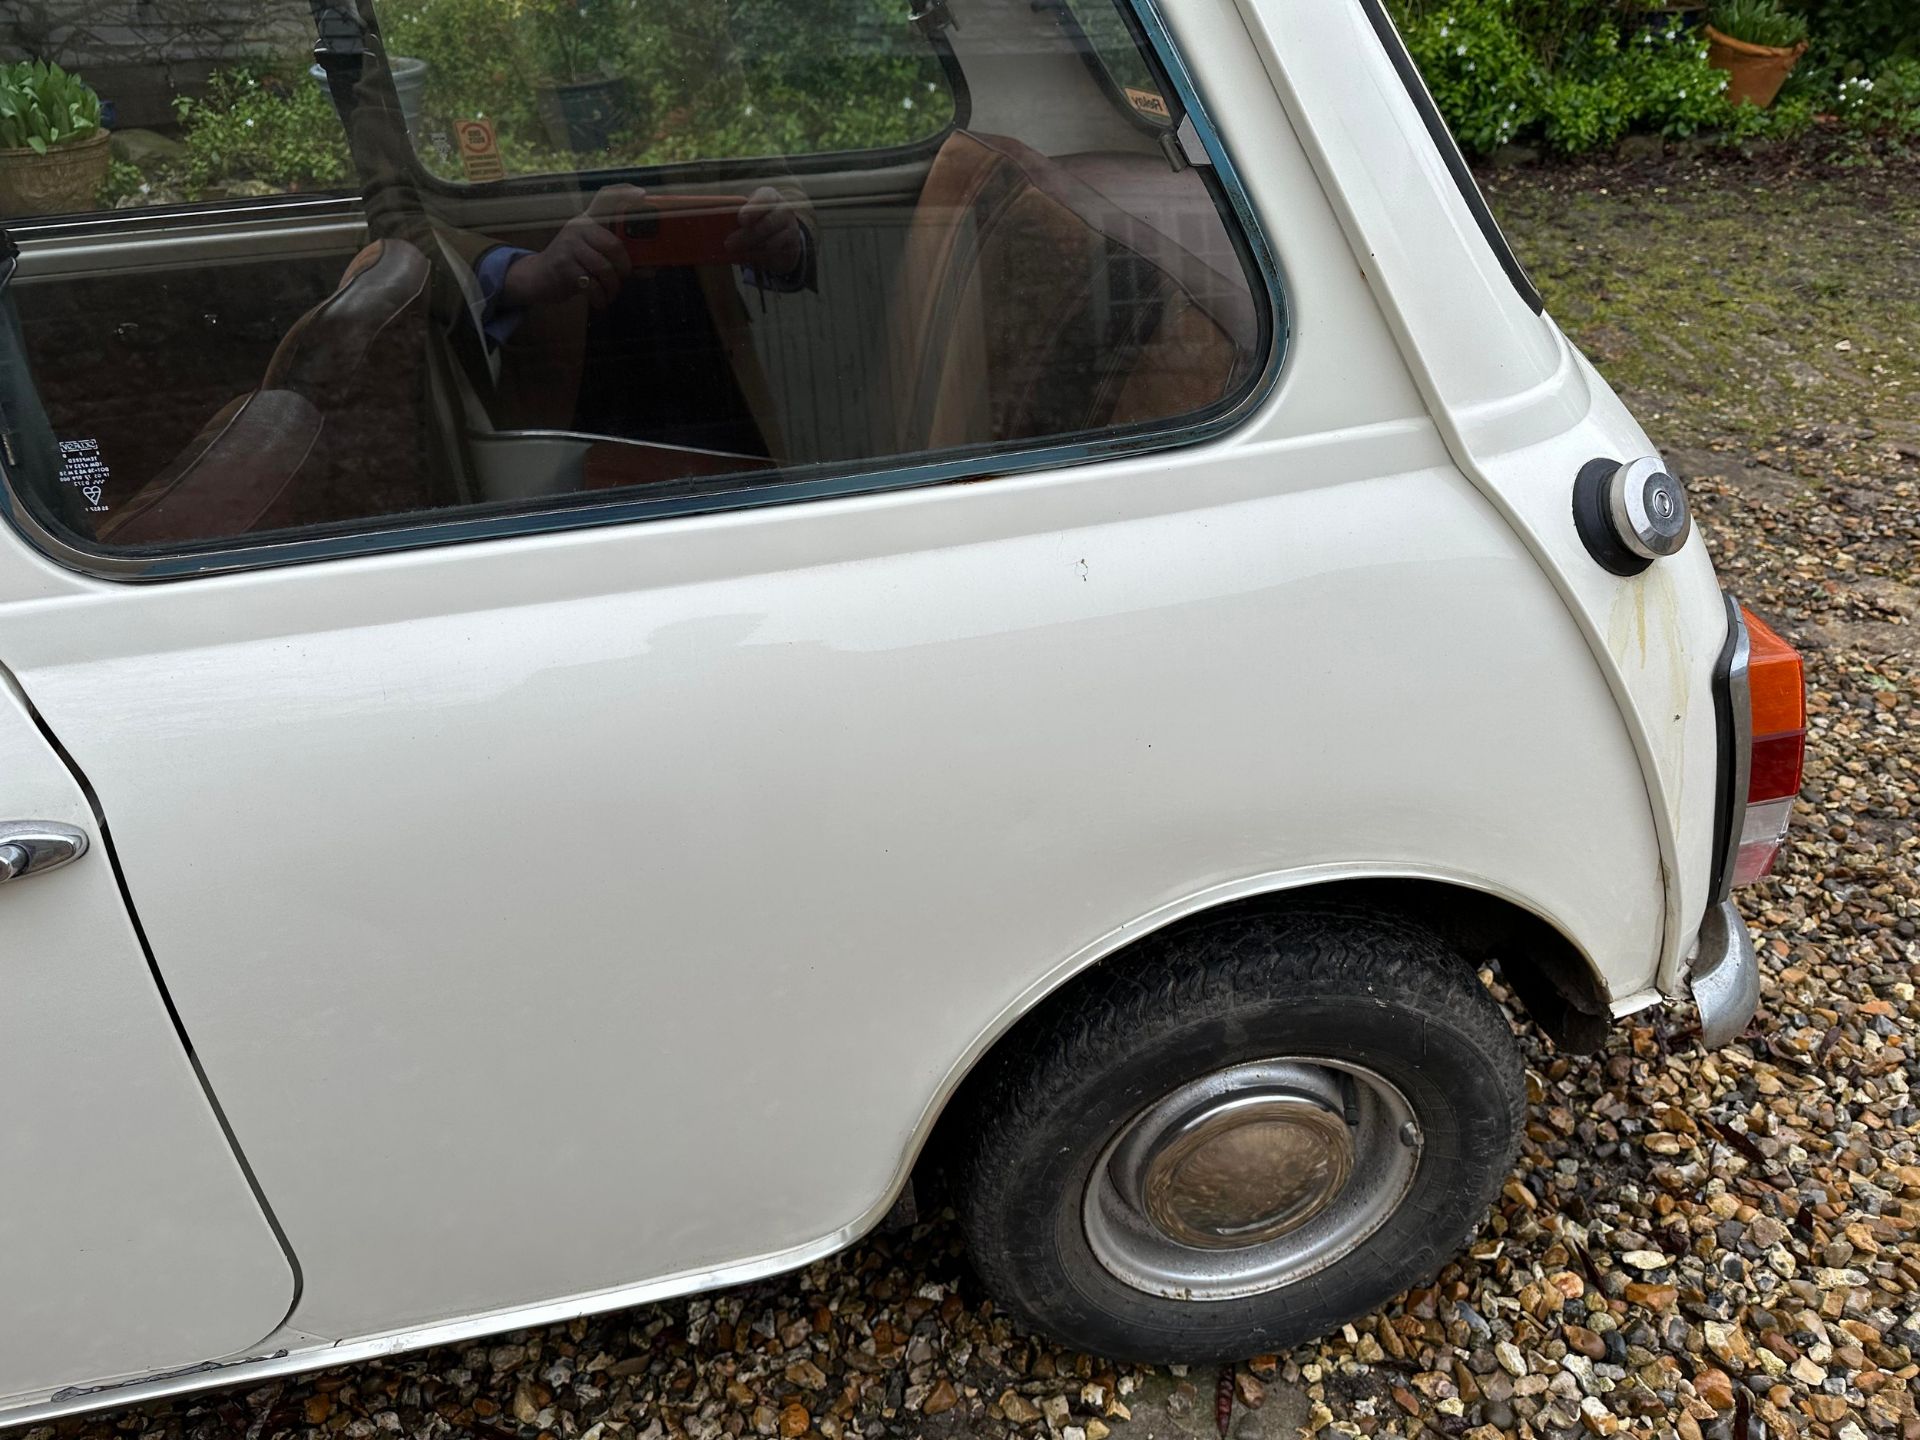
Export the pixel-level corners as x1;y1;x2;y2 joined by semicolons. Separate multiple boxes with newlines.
0;0;1802;1424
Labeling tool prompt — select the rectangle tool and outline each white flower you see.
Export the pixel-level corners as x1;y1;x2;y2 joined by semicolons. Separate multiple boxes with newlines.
1455;44;1466;56
902;96;914;109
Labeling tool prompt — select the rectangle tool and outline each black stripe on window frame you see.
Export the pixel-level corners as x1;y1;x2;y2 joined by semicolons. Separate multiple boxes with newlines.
1355;0;1544;315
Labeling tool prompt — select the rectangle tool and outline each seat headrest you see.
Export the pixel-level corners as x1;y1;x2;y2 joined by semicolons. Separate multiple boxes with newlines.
262;237;432;402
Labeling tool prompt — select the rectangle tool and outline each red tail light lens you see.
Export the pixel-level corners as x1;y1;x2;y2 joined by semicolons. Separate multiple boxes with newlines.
1733;607;1804;886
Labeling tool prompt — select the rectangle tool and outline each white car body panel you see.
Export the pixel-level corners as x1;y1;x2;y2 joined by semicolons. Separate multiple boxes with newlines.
0;677;294;1399
1240;0;1726;981
0;0;1731;1421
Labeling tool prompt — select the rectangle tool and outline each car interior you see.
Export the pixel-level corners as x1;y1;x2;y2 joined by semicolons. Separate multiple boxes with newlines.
0;0;1267;560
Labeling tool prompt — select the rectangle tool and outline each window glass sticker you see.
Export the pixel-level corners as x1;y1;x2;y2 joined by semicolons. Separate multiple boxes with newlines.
58;438;110;517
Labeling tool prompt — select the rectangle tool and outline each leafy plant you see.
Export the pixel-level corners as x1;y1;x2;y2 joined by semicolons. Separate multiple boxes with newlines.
1785;0;1919;69
1833;56;1920;138
383;0;951;179
1396;0;1545;153
1710;0;1808;50
526;0;625;83
0;59;102;154
172;68;351;195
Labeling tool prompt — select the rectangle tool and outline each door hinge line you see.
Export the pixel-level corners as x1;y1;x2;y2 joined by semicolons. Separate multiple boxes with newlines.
0;661;307;1344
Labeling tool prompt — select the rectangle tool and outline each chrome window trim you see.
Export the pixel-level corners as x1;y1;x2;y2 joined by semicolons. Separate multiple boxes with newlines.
0;0;1287;583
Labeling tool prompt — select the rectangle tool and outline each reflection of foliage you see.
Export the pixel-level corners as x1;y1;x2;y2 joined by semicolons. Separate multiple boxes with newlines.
382;0;952;174
525;0;626;83
0;58;101;152
173;67;351;193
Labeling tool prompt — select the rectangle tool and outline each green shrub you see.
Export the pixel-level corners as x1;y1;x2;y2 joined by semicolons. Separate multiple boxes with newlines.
1395;1;1747;155
0;59;102;153
1833;56;1920;137
381;0;949;174
380;0;548;136
1785;1;1920;69
1396;0;1544;153
1539;22;1733;151
173;68;352;195
1709;0;1808;50
97;157;145;207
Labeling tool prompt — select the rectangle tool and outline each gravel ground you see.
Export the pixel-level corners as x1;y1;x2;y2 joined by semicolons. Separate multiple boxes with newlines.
40;151;1920;1440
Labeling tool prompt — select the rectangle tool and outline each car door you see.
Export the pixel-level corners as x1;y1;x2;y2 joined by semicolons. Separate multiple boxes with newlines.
0;0;1332;1359
0;673;294;1399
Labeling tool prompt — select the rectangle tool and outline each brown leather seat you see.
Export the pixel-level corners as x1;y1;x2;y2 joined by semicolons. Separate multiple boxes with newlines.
892;131;1258;456
101;238;434;547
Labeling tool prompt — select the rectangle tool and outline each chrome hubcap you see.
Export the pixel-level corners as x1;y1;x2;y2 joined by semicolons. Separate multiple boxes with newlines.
1083;1059;1421;1300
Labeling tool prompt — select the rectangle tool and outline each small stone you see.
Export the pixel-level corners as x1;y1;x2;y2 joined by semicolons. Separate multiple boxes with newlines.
1703;1322;1752;1368
922;1380;958;1416
1565;1324;1606;1360
1620;1251;1671;1272
1234;1372;1265;1408
1041;1395;1071;1431
779;1403;810;1438
999;1393;1043;1425
1495;1341;1527;1376
512;1385;543;1426
1694;1368;1734;1412
1625;1282;1678;1311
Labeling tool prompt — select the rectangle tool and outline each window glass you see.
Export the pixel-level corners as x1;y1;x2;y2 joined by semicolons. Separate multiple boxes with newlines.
1048;0;1173;127
0;0;1272;570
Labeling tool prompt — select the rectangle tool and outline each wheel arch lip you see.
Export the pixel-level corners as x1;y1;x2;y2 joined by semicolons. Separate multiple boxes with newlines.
899;861;1607;1180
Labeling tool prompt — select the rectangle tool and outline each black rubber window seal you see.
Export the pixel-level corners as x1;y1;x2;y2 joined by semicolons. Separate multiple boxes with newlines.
1354;0;1544;315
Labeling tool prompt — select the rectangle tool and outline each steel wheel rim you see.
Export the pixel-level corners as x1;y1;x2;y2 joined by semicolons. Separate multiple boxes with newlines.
1082;1058;1423;1300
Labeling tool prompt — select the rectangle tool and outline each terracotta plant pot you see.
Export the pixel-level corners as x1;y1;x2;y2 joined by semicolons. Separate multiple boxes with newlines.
1705;25;1808;109
0;128;113;217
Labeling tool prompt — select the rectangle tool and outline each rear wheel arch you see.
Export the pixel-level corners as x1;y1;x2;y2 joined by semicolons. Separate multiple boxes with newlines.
910;874;1608;1209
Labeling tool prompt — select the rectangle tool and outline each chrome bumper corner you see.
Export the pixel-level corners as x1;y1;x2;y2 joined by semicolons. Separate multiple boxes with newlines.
1690;900;1760;1048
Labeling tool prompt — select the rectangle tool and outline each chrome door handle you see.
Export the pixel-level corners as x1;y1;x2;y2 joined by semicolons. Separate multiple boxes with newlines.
0;822;89;883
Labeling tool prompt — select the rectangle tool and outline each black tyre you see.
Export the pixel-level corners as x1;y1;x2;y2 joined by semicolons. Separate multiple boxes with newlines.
951;906;1524;1363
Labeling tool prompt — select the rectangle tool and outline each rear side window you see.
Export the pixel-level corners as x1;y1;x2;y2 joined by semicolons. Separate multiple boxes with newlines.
0;0;1276;576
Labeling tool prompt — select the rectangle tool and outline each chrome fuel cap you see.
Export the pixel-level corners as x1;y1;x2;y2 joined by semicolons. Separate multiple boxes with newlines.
1574;455;1692;575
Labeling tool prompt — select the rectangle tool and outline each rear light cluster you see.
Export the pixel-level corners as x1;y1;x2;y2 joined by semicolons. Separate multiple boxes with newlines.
1733;607;1805;886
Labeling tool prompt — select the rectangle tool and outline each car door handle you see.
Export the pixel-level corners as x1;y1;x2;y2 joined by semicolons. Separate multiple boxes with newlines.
0;822;89;883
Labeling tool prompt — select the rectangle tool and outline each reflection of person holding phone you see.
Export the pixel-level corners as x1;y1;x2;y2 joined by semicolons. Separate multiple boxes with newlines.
474;184;814;347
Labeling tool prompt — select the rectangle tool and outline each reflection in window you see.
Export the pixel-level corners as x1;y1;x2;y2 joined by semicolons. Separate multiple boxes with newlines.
0;1;954;212
0;0;1270;567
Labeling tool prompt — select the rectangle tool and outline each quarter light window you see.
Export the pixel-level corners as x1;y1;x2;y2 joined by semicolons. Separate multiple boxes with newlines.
0;1;1272;573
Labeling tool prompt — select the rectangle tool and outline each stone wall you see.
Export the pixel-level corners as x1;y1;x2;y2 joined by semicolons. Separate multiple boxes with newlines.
2;1;312;127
